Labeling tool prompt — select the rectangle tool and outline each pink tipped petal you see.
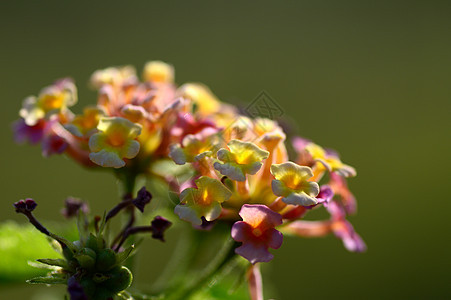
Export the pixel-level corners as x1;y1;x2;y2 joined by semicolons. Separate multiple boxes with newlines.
231;221;251;242
239;204;283;230
333;220;366;253
266;228;283;249
235;242;274;264
232;205;283;264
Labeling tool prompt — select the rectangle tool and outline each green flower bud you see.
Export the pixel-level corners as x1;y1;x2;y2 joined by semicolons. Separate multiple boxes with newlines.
86;233;100;253
103;266;133;293
95;249;116;271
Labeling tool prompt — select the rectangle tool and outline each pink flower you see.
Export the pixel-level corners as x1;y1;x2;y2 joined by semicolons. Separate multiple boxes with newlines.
232;204;283;264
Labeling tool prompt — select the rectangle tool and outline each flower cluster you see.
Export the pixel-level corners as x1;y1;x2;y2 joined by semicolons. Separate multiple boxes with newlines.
13;61;365;299
168;110;365;263
14;61;235;173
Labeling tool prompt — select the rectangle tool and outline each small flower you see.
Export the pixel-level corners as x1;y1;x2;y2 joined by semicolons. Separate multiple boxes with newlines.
90;65;136;88
19;78;77;126
327;201;366;252
65;106;106;137
132;187;152;213
150;216;172;242
294;138;356;178
120;104;148;123
61;197;89;218
143;60;174;83
174;176;232;226
214;140;269;181
177;83;222;115
88;117;142;168
14;198;37;213
41;134;68;157
67;276;88;300
232;204;283;264
281;201;366;253
12;119;46;144
329;172;357;214
270;162;319;206
316;185;334;207
169;128;219;165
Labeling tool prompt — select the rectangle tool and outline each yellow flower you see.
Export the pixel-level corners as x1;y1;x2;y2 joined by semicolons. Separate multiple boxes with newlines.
19;79;77;126
305;143;356;178
143;61;174;83
214;140;269;181
169;130;219;165
174;176;232;226
88;117;142;168
177;83;221;116
270;162;319;206
90;66;136;88
65;106;106;137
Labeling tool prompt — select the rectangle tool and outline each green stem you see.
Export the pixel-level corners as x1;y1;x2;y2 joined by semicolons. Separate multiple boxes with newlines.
165;236;236;300
150;226;198;293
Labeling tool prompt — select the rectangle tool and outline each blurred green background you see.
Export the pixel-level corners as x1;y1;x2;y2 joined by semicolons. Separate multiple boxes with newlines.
1;0;450;299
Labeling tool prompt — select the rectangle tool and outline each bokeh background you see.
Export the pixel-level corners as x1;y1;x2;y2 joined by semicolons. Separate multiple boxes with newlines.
1;1;450;299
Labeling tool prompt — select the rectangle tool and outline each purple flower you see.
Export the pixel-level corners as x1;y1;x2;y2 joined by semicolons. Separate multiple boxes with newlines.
61;197;89;218
132;186;152;213
12;119;46;144
14;198;37;213
67;276;88;300
232;204;283;264
150;216;172;242
42;134;68;157
327;201;366;253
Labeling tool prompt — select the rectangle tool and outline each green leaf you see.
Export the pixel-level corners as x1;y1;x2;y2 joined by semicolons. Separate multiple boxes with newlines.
0;220;76;284
27;274;67;285
36;259;69;269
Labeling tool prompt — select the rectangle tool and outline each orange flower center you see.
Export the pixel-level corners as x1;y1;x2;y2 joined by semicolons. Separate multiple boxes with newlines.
252;228;263;237
108;131;126;147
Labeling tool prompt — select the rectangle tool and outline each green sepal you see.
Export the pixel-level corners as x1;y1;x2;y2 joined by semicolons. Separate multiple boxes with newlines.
86;233;100;253
27;273;68;285
74;253;96;270
36;258;69;269
49;233;77;253
103;266;133;293
96;249;116;271
115;245;134;265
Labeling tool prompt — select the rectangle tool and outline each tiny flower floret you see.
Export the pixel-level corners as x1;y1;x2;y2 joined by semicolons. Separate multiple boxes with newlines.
132;186;152;213
169;128;219;165
143;60;175;83
328;201;366;252
270;162;320;206
14;198;37;213
150;216;172;242
89;117;142;168
232;204;283;264
304;142;356;177
174;176;232;226
19;79;77;126
214;139;269;181
65;106;106;137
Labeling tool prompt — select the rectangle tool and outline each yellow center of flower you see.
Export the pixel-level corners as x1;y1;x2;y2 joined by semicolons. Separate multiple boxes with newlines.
252;228;263;237
198;189;212;206
40;94;64;111
107;131;126;147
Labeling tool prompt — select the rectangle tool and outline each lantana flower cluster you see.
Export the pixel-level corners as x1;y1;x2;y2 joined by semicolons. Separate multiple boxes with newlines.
13;60;365;299
168;111;365;264
14;61;234;173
